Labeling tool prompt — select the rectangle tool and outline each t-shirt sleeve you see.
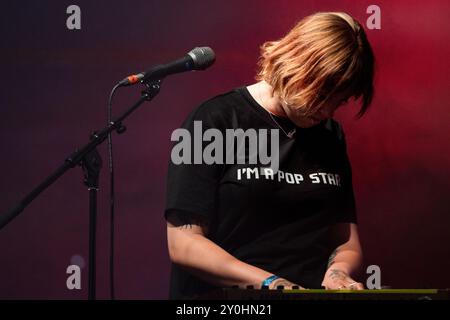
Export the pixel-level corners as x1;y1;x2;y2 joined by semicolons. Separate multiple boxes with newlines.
336;125;357;224
164;102;225;224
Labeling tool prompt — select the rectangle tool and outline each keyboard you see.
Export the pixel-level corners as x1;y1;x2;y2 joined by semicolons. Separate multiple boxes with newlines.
200;287;450;300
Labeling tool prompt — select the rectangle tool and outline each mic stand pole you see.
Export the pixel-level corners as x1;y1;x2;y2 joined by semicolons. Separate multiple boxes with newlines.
82;146;101;300
0;80;162;300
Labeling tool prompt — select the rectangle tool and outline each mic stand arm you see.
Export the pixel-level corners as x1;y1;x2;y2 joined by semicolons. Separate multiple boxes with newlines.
0;80;162;300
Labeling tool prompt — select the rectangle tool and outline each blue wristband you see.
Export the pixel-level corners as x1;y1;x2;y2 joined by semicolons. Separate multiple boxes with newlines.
261;275;279;287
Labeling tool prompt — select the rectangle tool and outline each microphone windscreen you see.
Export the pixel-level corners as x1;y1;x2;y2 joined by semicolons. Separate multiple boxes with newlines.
188;47;215;70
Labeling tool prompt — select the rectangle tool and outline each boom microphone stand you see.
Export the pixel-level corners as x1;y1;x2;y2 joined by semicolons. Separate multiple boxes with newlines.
0;79;162;300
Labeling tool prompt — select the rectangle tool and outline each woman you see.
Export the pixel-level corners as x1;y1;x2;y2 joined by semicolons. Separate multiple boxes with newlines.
165;11;375;299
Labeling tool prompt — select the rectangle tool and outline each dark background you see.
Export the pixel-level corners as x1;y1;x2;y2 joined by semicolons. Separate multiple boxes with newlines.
0;0;449;299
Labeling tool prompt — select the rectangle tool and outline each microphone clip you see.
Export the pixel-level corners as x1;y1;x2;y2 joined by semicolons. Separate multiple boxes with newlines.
141;79;162;101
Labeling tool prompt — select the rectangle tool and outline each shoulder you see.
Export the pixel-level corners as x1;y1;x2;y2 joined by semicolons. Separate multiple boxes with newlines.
323;118;346;143
182;88;245;128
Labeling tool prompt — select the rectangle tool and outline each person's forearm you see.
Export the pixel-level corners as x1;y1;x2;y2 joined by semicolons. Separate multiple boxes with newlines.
327;245;363;276
322;223;364;289
169;232;273;288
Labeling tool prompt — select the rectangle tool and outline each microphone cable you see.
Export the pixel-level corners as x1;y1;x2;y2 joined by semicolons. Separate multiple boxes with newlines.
107;83;120;300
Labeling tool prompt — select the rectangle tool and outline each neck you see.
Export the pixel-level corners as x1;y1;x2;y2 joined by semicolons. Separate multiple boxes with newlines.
247;81;287;118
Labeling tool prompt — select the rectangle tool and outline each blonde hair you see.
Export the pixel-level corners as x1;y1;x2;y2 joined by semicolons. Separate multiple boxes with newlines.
256;12;375;118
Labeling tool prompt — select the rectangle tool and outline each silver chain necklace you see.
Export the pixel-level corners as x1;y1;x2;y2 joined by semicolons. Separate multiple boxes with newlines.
267;112;296;139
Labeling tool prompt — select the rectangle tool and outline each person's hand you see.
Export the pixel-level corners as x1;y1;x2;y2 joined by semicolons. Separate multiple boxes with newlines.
321;268;364;290
266;277;305;290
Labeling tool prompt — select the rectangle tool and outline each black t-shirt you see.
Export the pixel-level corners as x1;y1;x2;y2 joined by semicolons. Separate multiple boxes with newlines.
164;86;357;299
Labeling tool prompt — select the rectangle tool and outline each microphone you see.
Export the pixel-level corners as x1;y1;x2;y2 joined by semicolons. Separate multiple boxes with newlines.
118;47;215;87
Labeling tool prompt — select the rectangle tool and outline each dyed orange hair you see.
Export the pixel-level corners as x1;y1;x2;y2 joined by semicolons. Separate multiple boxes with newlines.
256;12;375;118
